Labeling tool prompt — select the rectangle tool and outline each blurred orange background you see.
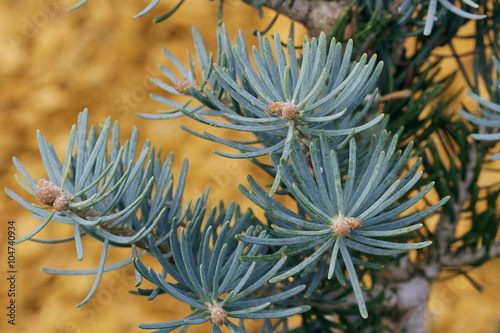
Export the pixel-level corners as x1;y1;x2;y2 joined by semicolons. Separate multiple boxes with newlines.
0;1;499;332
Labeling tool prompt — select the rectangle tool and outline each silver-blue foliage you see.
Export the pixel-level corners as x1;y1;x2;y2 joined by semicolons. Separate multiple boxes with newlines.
6;109;191;306
144;25;385;195
134;201;310;332
460;56;500;160
239;131;449;317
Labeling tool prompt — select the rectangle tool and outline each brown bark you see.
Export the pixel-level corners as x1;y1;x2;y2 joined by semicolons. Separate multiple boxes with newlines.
265;0;349;37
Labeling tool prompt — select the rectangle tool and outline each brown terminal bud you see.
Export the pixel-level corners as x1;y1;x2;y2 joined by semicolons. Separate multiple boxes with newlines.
53;195;67;212
267;101;285;115
35;179;60;206
333;217;362;237
210;306;227;326
282;102;299;120
333;217;351;238
346;217;362;230
174;80;200;95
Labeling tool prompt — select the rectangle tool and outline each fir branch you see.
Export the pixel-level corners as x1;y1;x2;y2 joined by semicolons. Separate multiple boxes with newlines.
6;109;198;304
145;26;385;196
433;142;478;261
239;130;448;318
440;241;500;267
133;204;310;332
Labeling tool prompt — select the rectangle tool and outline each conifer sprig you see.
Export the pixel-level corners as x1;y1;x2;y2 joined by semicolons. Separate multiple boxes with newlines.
398;0;485;35
145;27;385;195
133;201;310;332
239;131;449;317
6;109;193;306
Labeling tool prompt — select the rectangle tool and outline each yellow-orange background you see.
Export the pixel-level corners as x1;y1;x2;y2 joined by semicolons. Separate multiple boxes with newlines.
0;1;499;332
